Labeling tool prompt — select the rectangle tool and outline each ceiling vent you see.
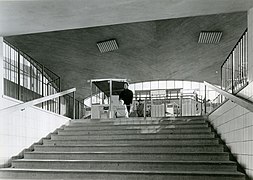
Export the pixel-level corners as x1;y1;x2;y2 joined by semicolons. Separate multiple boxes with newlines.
198;31;222;44
97;39;118;53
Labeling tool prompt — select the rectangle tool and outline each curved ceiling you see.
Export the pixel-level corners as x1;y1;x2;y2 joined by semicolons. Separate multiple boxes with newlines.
5;12;247;99
0;0;252;36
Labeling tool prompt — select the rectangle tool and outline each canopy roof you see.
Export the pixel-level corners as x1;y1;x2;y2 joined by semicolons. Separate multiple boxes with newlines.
91;79;127;97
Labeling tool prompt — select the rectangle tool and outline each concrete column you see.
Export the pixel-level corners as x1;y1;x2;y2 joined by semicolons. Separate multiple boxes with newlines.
248;8;253;82
0;37;3;98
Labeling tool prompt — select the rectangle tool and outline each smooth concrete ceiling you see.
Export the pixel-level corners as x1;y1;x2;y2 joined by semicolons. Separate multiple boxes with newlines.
5;12;247;100
0;0;252;36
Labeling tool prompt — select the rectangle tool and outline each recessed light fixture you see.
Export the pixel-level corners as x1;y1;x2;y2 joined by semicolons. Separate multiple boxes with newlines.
97;39;119;53
198;31;222;44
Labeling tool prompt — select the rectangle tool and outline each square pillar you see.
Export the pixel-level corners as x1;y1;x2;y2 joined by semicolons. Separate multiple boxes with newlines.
248;8;253;82
0;37;3;99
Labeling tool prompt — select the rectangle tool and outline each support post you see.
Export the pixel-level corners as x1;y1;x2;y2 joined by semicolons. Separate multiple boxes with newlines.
41;65;44;109
204;85;207;114
231;53;234;94
143;98;146;119
17;50;21;100
73;91;75;119
58;77;61;115
109;80;112;118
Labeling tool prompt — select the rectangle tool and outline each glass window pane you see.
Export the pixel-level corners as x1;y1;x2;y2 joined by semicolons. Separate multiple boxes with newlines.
143;81;150;90
3;43;5;57
192;82;200;90
183;81;192;89
207;91;217;100
199;91;205;98
167;80;174;89
151;81;158;89
158;81;166;89
129;84;135;92
200;83;205;91
175;80;183;89
134;83;142;91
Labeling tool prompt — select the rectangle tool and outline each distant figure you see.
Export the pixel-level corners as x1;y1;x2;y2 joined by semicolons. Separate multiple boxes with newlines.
119;82;133;114
137;99;144;117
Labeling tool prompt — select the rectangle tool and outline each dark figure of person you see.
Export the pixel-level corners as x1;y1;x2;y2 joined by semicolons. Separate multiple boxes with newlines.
137;99;144;117
119;82;133;114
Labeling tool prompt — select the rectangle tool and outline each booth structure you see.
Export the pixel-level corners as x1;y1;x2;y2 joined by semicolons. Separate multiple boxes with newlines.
89;79;128;119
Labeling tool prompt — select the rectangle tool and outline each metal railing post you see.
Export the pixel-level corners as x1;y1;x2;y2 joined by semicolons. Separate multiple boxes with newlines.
232;53;234;94
204;85;207;114
17;50;21;100
143;98;146;119
221;66;223;90
73;91;76;119
58;77;61;115
41;65;44;109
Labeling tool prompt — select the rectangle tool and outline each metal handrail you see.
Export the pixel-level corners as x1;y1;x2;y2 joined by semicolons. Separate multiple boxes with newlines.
204;81;253;112
0;88;76;115
221;29;248;93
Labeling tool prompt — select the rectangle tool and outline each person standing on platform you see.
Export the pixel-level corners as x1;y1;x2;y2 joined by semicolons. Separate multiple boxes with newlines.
119;82;133;115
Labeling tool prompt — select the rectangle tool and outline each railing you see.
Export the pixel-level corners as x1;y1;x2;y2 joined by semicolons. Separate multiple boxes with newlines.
3;40;60;102
221;29;248;94
3;40;85;119
204;81;253;113
0;88;81;119
132;93;205;117
206;94;226;113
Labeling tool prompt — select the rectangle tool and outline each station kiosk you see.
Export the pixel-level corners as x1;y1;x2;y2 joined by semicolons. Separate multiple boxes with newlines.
89;79;128;119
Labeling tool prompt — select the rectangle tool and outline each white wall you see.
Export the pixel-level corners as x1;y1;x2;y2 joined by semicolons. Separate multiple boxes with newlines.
0;37;70;166
209;7;253;179
0;96;70;167
209;82;253;178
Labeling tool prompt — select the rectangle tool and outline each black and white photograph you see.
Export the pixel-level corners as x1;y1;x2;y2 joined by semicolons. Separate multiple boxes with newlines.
0;0;253;179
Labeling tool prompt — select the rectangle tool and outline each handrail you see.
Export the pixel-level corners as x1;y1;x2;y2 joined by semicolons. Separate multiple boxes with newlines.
0;88;76;114
204;81;253;112
220;29;248;93
221;29;248;67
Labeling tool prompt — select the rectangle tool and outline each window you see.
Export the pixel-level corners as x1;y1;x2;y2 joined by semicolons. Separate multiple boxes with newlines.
158;81;166;89
166;80;174;89
151;81;158;89
143;81;151;90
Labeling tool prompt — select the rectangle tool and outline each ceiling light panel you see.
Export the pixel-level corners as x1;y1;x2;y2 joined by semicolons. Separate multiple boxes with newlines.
198;31;222;44
97;39;119;53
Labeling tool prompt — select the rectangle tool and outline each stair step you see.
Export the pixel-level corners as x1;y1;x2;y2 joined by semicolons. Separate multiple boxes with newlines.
0;169;244;180
11;159;237;172
64;123;208;131
60;127;212;135
52;133;215;140
34;144;224;153
69;121;207;127
43;138;219;146
24;152;229;161
71;117;205;124
1;116;245;180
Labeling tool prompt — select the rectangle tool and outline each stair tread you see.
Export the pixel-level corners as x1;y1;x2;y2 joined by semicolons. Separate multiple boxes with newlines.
48;137;217;140
1;168;244;176
59;130;212;134
36;144;222;147
2;116;244;179
64;126;211;130
25;152;228;154
68;122;207;127
13;159;236;164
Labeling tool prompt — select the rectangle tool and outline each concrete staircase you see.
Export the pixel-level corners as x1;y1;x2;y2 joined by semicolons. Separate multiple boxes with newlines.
0;116;245;179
